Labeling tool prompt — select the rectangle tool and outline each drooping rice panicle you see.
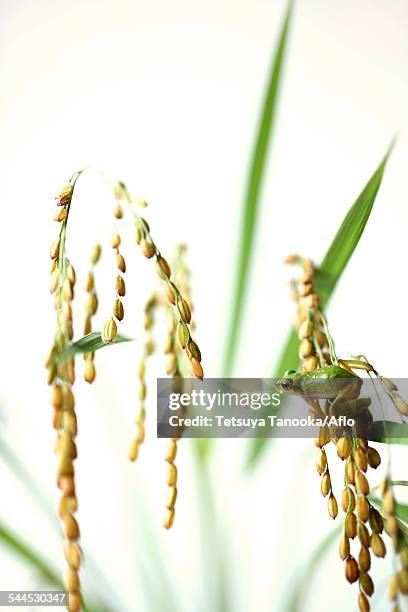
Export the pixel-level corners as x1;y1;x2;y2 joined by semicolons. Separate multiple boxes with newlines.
106;182;205;529
161;245;200;528
163;437;178;530
129;295;157;462
286;255;339;520
285;255;388;612
116;183;204;380
164;311;178;376
163;370;185;530
101;204;127;344
381;478;408;608
285;254;332;372
48;171;206;607
48;177;82;612
172;243;196;331
377;377;408;418
82;243;102;383
110;185;205;527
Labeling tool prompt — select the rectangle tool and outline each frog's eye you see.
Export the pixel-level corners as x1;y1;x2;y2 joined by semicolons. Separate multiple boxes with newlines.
283;369;296;377
279;380;293;391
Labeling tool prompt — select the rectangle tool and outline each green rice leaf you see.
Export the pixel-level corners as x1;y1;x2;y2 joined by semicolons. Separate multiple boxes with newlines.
0;522;114;611
247;145;392;468
314;142;394;307
285;525;341;612
0;434;56;522
56;332;132;362
0;522;63;587
395;502;408;524
0;432;116;610
370;421;408;445
222;0;294;377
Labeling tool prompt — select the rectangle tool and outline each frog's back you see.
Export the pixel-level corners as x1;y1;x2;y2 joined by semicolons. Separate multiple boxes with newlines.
325;365;357;379
294;364;360;399
293;365;356;381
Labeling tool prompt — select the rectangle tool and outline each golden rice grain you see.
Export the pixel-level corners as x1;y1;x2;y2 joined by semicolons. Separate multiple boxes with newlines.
339;535;350;560
370;533;386;558
63;514;80;541
113;203;123;219
357;522;370;548
84;361;96;383
188;357;203;379
115;252;126;273
359;572;374;597
355;471;370;496
115;275;126;296
178;298;192;324
102;318;117;343
356;495;369;523
320;473;331;497
337;437;351;460
111;233;121;248
345;556;359;583
167;464;177;486
91;243;102;265
163;509;175;530
64;568;80;592
368;508;383;534
56;182;73;206
54;207;68;222
156;256;171;279
345;513;357;539
166;486;178;510
140;239;155;259
358;546;371;573
85;272;94;292
366;447;381;469
341;487;355;513
64;541;81;570
328;494;338;519
357;591;370;612
113;298;124;321
165;440;177;463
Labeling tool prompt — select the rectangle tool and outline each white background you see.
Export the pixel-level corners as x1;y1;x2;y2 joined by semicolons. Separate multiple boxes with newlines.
0;1;407;611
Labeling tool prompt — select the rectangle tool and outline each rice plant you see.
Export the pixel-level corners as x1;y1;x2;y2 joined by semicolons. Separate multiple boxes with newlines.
277;254;408;611
1;2;407;612
47;170;204;610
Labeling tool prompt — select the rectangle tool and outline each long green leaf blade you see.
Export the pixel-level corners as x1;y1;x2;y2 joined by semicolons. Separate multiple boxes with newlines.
0;523;115;611
371;421;408;445
56;332;132;362
314;142;394;307
222;0;294;377
394;502;408;523
247;146;392;467
0;523;62;587
285;525;341;612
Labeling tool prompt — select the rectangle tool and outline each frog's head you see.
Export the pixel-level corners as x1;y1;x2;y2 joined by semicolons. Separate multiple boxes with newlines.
275;370;301;395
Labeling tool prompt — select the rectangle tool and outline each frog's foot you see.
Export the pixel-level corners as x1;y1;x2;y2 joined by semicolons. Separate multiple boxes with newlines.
331;397;371;418
338;355;376;375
